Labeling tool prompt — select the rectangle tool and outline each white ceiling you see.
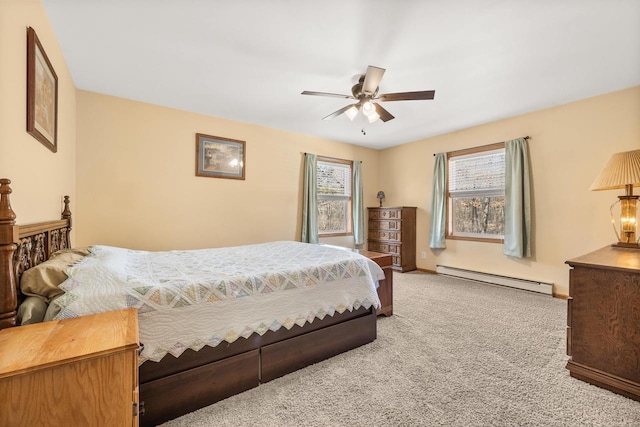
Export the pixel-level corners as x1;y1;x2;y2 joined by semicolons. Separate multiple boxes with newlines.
41;0;640;149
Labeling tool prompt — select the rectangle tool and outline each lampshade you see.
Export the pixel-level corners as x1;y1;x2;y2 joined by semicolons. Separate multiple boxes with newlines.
590;149;640;191
345;106;358;121
362;101;375;116
367;111;380;123
377;191;385;199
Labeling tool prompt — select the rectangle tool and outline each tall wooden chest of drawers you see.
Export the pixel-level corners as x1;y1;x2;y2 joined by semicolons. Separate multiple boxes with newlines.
367;206;416;272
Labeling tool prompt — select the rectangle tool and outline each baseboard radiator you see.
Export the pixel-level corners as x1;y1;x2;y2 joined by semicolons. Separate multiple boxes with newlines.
435;265;553;295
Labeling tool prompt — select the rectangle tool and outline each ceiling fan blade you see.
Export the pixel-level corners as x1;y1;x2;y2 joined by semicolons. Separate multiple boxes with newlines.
362;66;385;95
322;104;358;120
301;91;355;99
374;103;395;122
377;90;436;102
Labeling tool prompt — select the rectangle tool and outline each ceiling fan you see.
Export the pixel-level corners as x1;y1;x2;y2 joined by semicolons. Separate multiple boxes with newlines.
301;65;435;123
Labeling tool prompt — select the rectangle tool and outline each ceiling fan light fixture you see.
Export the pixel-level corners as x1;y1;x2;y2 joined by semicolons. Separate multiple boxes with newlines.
362;101;375;116
302;65;435;124
345;106;358;121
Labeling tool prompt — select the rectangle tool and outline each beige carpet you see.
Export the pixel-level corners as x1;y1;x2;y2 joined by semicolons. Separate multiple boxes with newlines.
162;272;640;426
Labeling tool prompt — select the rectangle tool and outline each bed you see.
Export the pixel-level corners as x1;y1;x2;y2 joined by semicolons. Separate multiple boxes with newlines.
0;178;383;426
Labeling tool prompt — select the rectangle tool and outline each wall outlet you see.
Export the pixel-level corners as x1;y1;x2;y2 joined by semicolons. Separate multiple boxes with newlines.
421;251;427;259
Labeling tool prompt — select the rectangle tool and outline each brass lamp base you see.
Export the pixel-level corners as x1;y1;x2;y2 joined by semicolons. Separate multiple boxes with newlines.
611;242;640;250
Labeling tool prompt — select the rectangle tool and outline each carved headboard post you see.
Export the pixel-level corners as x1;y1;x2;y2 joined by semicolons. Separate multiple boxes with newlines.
0;179;19;329
61;195;72;250
62;195;71;225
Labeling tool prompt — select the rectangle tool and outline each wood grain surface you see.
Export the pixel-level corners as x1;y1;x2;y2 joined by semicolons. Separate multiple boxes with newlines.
0;309;139;426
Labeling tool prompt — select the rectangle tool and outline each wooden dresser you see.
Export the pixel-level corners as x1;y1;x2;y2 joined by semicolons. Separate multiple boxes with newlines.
368;206;417;272
0;308;140;426
565;246;640;401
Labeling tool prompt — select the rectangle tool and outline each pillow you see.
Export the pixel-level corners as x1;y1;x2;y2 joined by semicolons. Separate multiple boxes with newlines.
50;246;92;260
44;295;63;322
20;247;90;303
17;296;48;325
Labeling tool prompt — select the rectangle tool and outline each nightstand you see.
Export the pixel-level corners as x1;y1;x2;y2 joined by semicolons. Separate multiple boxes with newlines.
0;308;140;426
357;249;394;316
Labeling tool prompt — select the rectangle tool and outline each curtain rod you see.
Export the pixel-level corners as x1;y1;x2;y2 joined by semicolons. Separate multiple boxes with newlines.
303;152;362;163
433;136;530;156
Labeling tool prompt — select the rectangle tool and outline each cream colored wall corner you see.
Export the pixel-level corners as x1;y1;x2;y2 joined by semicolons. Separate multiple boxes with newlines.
379;86;640;296
75;91;380;251
0;0;76;227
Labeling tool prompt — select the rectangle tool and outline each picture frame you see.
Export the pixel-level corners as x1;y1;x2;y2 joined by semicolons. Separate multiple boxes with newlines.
196;133;246;180
27;27;58;153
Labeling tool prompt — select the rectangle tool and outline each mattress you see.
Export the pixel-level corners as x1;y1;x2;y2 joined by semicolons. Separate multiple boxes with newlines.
52;241;383;363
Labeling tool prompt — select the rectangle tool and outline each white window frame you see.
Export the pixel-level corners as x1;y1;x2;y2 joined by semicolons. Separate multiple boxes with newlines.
446;143;505;243
317;156;353;237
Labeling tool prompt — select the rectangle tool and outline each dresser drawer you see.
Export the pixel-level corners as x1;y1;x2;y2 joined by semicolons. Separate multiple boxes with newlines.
368;230;401;241
368;209;402;220
368;241;401;254
369;220;401;231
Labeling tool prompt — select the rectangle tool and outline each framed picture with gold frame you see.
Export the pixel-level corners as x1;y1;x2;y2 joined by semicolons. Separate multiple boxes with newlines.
196;133;246;180
27;27;58;153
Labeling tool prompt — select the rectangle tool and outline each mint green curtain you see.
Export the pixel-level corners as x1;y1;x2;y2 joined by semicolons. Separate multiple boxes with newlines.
352;161;365;246
301;153;318;243
504;138;531;258
429;153;447;249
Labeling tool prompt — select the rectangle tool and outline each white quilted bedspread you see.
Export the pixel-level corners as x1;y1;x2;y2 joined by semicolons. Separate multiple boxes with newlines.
53;241;383;364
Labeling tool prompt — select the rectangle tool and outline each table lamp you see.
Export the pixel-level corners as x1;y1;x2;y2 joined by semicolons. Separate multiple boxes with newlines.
590;149;640;249
377;191;385;207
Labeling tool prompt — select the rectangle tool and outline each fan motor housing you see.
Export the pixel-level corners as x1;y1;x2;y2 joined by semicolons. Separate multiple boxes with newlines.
351;75;378;100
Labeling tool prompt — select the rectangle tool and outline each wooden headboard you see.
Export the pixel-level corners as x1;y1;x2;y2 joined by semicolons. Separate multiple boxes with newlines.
0;178;72;329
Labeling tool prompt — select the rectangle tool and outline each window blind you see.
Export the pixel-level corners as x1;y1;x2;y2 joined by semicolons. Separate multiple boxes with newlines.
317;161;351;197
448;149;505;197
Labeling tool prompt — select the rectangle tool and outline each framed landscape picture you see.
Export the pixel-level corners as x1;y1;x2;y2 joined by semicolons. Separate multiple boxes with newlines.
27;27;58;153
196;133;246;180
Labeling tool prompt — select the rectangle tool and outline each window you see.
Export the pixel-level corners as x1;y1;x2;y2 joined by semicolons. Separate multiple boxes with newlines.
447;144;505;242
317;157;352;236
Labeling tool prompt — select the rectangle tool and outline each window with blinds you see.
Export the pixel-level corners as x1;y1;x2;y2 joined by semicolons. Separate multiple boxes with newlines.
447;146;505;241
317;158;352;235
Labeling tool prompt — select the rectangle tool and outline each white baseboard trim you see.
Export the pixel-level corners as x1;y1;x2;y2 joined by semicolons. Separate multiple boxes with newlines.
435;265;553;295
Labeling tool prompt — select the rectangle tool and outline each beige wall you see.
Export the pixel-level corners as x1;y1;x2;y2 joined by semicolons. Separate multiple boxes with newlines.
3;1;638;297
0;0;76;225
380;86;640;296
75;91;380;250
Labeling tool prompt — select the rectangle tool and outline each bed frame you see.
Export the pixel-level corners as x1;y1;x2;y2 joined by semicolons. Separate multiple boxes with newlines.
0;178;377;426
